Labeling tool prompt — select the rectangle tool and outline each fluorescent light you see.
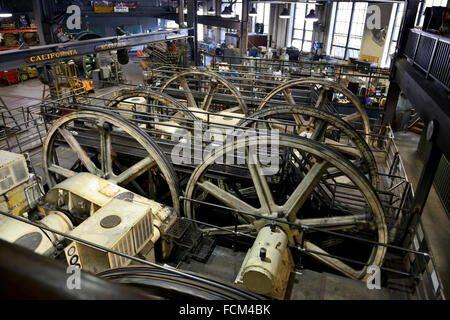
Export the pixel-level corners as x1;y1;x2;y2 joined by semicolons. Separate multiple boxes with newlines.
280;7;290;19
208;7;215;14
0;7;12;18
249;6;257;17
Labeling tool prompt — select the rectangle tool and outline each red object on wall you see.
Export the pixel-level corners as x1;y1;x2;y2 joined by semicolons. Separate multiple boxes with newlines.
0;69;19;85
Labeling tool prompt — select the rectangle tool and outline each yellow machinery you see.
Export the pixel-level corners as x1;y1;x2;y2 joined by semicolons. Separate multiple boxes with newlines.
0;150;41;216
44;173;176;273
0;150;177;273
65;60;95;94
235;225;293;299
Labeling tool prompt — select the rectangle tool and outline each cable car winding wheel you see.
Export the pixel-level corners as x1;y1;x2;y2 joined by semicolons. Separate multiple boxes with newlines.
42;109;181;213
160;68;248;115
184;134;387;281
238;106;379;189
257;78;371;143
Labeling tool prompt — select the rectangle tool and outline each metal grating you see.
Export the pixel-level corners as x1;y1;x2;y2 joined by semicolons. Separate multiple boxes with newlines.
429;41;450;88
415;36;436;71
133;212;153;253
433;155;450;219
405;29;450;92
404;31;419;59
109;231;135;268
417;129;450;218
165;217;191;240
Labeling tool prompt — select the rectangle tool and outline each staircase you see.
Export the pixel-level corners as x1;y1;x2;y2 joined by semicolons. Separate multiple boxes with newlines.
407;110;424;135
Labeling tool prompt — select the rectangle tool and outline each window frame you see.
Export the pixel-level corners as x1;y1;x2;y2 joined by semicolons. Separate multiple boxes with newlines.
291;2;316;52
329;1;368;60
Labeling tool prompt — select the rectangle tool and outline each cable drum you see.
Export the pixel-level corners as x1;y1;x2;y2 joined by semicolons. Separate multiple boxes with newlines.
98;267;263;300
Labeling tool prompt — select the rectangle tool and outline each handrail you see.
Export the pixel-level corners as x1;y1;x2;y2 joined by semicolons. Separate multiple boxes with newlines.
404;28;450;92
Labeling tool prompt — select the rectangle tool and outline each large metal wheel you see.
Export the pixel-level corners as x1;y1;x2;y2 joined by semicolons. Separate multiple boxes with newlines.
184;134;387;281
98;267;261;300
42;109;181;213
238;106;379;188
160;68;248;114
257;78;371;143
105;88;197;120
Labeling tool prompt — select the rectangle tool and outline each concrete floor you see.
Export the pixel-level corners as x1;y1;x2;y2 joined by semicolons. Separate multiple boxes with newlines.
394;131;450;298
179;245;405;299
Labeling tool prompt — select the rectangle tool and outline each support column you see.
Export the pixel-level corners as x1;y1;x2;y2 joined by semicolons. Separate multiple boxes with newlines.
397;0;420;57
178;0;185;27
382;81;400;127
187;0;199;66
402;121;442;245
32;0;56;45
215;0;221;18
240;0;249;57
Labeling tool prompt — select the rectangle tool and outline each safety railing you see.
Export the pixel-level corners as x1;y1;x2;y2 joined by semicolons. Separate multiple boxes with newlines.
404;28;450;92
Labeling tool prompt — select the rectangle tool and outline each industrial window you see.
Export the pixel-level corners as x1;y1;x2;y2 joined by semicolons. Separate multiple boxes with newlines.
383;2;405;67
255;2;270;34
291;2;316;52
329;2;368;59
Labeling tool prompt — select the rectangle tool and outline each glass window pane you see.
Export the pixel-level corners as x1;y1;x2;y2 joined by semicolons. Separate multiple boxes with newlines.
304;31;313;41
348;37;361;49
293;29;303;40
347;48;360;59
292;39;302;49
332;46;345;59
303;41;312;52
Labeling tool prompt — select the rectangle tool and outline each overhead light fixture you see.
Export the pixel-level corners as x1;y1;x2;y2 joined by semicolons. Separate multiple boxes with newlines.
221;5;233;18
305;9;319;21
208;6;215;14
279;7;290;19
249;6;257;17
0;7;12;18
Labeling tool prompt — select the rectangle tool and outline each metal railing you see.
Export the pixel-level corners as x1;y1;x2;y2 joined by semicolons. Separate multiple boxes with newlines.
404;28;450;92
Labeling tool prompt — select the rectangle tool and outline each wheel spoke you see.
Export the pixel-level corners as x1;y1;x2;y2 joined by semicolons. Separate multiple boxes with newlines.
202;81;220;111
309;119;327;141
201;224;255;236
303;240;360;279
283;88;296;105
283;160;329;220
342;112;361;123
48;164;76;178
180;77;198;109
296;214;368;228
247;151;276;214
325;141;361;160
111;156;156;186
314;87;329;110
197;180;258;215
97;122;113;178
282;90;304;130
57;127;101;176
